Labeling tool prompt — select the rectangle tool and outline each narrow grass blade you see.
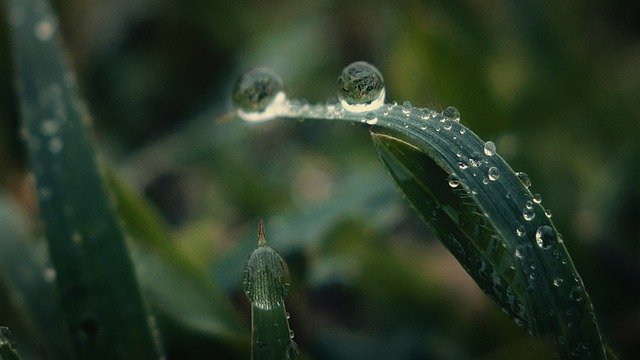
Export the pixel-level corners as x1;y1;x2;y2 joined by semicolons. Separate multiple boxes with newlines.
244;221;299;360
0;327;21;360
6;0;161;357
371;122;604;359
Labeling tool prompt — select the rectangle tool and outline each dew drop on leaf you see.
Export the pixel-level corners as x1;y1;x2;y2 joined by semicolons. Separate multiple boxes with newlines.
233;68;286;122
535;225;556;249
337;61;385;113
484;141;496;156
533;193;542;203
448;174;460;188
516;172;531;188
365;112;378;125
523;207;535;221
442;106;460;122
488;167;500;181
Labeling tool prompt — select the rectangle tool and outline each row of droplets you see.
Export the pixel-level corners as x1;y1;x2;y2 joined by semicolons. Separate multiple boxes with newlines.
232;61;463;125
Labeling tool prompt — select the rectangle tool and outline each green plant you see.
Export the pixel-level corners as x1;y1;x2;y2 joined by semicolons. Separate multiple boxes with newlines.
231;62;608;359
1;0;621;358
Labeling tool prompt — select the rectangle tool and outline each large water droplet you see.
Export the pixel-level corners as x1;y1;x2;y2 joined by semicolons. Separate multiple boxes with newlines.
442;106;460;122
233;68;286;122
337;61;385;113
533;193;542;204
535;225;556;249
484;141;496;156
516;172;531;188
488;167;500;181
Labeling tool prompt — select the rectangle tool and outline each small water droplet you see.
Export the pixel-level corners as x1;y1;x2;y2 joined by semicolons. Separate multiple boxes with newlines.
41;119;59;136
233;68;286;122
525;200;533;210
448;174;460;188
286;312;290;319
35;18;56;41
533;193;542;203
516;172;531;188
337;61;385;113
458;161;468;170
545;208;552;218
459;128;466;134
535;225;556;249
488;167;500;181
516;225;526;237
484;141;496;156
402;101;412;116
443;119;452;130
442;106;460;122
515;247;523;259
289;329;295;339
570;285;584;302
419;108;431;120
364;112;378;125
553;278;563;287
523;207;535;221
43;267;56;282
48;138;63;153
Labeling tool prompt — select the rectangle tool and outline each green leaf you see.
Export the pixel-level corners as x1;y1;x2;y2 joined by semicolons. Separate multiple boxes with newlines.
0;198;76;359
6;0;161;357
243;221;299;360
371;123;604;359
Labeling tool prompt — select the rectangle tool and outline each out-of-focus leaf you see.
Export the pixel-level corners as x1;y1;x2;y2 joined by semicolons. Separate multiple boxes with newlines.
7;0;161;357
0;198;75;359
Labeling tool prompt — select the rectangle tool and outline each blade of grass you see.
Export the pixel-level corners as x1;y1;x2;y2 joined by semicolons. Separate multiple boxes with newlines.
244;221;299;360
6;0;162;357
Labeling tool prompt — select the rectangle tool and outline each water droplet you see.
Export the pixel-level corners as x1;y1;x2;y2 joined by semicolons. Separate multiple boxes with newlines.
43;267;56;282
448;174;460;188
402;101;412;116
458;161;468;170
545;208;552;218
47;137;63;153
533;193;542;203
289;329;295;338
337;61;385;113
41;119;59;136
523;207;535;221
553;278;563;287
442;106;460;121
488;167;500;181
443;119;452;130
525;200;533;210
484;141;496;156
71;231;82;244
419;108;431;120
233;68;286;122
35;18;56;41
364;112;378;125
286;312;290;319
516;225;526;237
459;128;466;134
535;225;556;249
569;285;584;302
515;247;523;259
516;172;531;188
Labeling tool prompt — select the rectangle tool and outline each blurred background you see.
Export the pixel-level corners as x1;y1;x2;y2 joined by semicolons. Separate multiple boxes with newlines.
0;0;639;358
